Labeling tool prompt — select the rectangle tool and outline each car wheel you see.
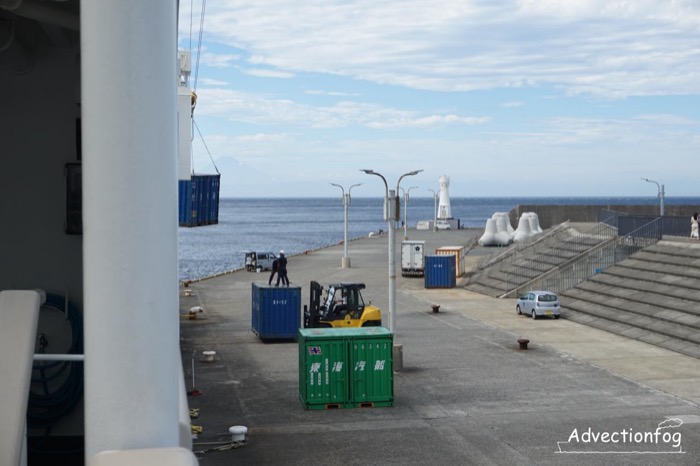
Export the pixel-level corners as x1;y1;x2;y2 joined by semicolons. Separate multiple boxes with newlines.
516;305;522;315
554;315;560;319
531;310;537;320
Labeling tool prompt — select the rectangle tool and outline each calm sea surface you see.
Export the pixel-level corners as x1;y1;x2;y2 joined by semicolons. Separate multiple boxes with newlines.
178;196;700;281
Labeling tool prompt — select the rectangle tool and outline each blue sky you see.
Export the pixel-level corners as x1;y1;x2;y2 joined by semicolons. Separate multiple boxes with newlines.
177;1;700;198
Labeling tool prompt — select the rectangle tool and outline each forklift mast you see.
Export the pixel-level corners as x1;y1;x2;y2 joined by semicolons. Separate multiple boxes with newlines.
306;280;324;327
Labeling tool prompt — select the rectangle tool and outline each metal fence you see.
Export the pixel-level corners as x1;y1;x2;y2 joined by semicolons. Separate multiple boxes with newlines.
537;217;663;294
598;208;690;237
500;220;618;296
474;210;670;297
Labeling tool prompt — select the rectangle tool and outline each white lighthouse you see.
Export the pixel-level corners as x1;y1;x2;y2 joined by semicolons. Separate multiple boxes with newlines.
437;175;452;219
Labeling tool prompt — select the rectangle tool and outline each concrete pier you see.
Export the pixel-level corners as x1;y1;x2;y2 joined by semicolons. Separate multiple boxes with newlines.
179;229;700;465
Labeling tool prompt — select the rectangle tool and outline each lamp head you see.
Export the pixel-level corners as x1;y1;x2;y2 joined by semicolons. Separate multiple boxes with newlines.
360;169;375;175
407;169;424;176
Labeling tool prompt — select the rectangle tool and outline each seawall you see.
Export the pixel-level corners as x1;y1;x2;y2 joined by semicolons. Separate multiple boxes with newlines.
509;204;697;229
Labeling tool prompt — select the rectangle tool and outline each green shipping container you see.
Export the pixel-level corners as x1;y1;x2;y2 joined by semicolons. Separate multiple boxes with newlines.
298;327;393;409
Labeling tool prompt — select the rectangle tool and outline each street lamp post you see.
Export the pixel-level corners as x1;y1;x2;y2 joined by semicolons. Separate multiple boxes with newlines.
400;186;418;240
330;182;362;268
360;169;422;336
427;189;438;232
642;178;665;216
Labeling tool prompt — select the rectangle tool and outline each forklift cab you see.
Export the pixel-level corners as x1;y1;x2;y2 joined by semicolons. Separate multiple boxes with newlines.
323;285;364;320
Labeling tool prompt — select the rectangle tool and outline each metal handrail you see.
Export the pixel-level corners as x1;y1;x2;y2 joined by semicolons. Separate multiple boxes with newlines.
499;220;618;296
505;217;662;296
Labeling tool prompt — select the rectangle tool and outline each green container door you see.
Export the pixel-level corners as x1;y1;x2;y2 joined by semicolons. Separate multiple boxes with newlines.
350;336;393;406
298;330;349;408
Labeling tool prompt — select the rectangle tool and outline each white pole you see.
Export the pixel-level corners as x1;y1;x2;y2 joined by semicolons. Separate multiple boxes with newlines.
361;170;421;336
343;193;349;259
403;186;417;240
388;189;396;333
331;182;352;268
402;191;406;240
82;1;179;459
428;189;437;231
642;178;665;217
434;194;438;231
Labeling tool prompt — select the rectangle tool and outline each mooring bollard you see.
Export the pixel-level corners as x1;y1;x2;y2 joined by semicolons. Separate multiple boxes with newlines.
517;338;530;350
431;305;440;313
393;344;403;372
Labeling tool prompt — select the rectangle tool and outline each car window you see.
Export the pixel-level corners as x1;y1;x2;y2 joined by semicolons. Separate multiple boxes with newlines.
537;294;558;302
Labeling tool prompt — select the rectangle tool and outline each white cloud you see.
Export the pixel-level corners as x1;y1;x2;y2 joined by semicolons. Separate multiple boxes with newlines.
236;133;288;142
199;1;700;98
193;88;487;130
305;89;361;97
197;77;229;86
634;114;698;126
199;51;240;69
243;68;295;79
180;1;700;197
368;114;490;129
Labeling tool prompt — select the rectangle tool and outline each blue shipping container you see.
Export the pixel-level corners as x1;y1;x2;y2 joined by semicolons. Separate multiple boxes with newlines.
424;254;456;288
178;174;221;227
252;283;301;340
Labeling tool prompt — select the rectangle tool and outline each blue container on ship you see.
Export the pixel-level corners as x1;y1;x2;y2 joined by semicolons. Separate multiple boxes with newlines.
178;174;221;227
251;283;301;340
424;255;456;288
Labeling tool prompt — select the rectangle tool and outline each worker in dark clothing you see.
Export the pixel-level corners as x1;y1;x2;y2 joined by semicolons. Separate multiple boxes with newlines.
275;250;289;287
268;257;279;285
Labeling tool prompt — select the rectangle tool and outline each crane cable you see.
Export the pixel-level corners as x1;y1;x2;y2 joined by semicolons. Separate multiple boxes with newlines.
194;119;220;175
188;0;218;175
193;0;206;93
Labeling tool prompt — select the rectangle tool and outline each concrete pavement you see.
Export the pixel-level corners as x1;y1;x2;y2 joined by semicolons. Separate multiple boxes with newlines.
179;228;700;465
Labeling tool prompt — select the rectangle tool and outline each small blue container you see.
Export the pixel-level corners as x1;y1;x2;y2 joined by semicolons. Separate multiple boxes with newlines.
424;255;456;288
252;283;301;340
178;174;221;227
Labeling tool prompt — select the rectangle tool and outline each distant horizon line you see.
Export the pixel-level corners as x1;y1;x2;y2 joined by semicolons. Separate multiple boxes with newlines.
218;195;700;200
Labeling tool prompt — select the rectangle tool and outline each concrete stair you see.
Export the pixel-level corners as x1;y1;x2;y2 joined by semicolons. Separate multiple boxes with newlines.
466;223;612;297
560;239;700;359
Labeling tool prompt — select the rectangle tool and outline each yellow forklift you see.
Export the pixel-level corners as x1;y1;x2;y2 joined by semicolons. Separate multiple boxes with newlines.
303;281;382;328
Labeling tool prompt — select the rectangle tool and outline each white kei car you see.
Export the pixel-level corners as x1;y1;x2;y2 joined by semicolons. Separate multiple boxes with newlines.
435;220;451;230
516;291;561;319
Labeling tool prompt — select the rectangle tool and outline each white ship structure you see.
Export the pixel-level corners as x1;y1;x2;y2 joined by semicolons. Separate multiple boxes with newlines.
1;1;202;464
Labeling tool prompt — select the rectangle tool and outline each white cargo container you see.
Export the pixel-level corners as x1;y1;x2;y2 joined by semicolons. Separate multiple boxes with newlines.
401;240;426;277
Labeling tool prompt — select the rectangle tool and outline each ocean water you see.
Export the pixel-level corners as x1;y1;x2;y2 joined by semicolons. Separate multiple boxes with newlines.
178;196;700;281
